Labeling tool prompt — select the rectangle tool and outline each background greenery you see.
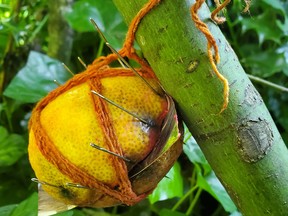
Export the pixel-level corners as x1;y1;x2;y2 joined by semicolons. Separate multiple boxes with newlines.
0;0;287;215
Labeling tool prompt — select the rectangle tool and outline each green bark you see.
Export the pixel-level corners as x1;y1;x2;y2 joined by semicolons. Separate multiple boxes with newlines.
112;0;288;215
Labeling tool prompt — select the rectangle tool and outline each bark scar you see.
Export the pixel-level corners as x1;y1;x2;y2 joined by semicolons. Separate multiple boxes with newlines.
237;118;273;163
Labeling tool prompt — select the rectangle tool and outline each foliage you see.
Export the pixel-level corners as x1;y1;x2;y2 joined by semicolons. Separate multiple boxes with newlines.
0;0;287;215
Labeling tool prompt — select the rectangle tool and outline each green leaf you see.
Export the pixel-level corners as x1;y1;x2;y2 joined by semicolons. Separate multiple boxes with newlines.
276;19;288;35
0;126;26;167
64;0;127;49
241;11;283;44
10;193;38;216
121;199;151;216
229;211;243;216
197;171;237;213
278;108;288;132
0;204;18;216
262;0;288;36
261;0;286;16
53;211;74;216
53;209;90;216
64;1;103;32
277;44;288;76
148;162;183;204
183;136;206;164
183;128;211;174
3;51;70;103
243;49;288;77
159;208;186;216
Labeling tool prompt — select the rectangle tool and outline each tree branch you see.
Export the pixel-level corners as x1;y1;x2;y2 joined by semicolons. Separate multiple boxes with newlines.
112;0;288;215
248;74;288;93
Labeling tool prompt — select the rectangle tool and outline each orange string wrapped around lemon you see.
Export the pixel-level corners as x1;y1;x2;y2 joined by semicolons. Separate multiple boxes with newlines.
28;1;183;213
29;65;183;208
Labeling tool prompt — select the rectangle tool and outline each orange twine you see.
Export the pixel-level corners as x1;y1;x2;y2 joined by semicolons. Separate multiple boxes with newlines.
191;0;229;113
29;0;161;206
211;0;231;24
212;0;251;22
243;0;251;13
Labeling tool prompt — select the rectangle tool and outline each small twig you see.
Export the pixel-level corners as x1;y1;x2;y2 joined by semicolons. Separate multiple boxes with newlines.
172;185;198;211
247;74;288;93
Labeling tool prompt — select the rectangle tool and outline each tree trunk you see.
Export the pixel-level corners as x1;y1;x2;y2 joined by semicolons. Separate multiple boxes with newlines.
0;0;22;95
47;0;74;63
112;0;288;215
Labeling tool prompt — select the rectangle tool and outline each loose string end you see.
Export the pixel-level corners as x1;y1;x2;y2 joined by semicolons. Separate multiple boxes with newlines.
192;0;229;113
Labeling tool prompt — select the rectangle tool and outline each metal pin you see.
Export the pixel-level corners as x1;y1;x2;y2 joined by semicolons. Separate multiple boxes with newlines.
90;143;131;162
62;63;75;76
31;178;59;188
106;43;161;96
53;79;61;86
90;18;126;68
31;178;43;184
77;56;87;69
90;18;162;96
32;178;89;190
91;90;153;126
65;182;89;189
90;18;108;43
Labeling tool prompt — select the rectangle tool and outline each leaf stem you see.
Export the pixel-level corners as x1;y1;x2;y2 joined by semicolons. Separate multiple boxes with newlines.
2;97;13;132
172;184;198;211
28;15;49;43
190;167;197;186
96;38;105;58
185;188;203;215
211;205;224;216
247;74;288;93
111;206;118;215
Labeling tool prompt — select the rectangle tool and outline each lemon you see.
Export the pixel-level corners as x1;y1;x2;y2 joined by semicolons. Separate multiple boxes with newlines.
28;68;182;207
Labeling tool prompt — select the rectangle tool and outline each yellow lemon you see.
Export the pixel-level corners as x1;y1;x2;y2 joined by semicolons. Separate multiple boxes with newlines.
28;67;182;208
